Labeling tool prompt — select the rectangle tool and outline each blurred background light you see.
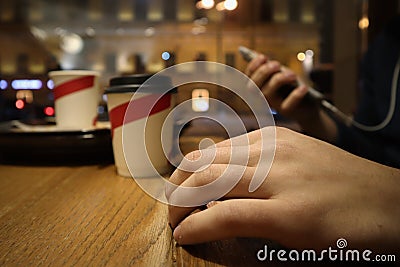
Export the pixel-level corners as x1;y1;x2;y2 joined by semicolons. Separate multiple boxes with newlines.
224;0;238;11
85;27;96;37
305;49;314;57
216;2;225;11
11;79;42;90
144;27;155;37
44;106;55;116
297;52;306;61
358;16;369;29
15;99;25;109
161;51;170;60
0;80;8;90
60;33;84;54
201;0;214;9
16;90;33;103
192;89;209;112
47;80;54;90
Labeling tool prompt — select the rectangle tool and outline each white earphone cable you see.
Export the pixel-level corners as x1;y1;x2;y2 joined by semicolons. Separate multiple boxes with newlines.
351;54;400;131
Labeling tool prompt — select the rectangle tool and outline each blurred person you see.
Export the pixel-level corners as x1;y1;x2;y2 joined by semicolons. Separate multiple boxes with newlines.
246;15;400;168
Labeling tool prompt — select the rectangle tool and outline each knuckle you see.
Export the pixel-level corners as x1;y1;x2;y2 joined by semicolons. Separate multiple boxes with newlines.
248;144;262;165
275;126;290;137
179;150;204;172
258;64;272;76
185;150;202;162
275;138;297;159
192;165;220;186
169;168;186;183
268;60;281;70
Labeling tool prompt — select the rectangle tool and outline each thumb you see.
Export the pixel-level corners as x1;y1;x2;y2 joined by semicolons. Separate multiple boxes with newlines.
173;199;285;245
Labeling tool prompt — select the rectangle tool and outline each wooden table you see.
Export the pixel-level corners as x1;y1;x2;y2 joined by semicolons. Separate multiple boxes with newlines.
0;118;343;266
0;162;300;267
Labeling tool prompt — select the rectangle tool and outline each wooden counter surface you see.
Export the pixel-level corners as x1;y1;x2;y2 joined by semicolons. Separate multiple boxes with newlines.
0;163;293;266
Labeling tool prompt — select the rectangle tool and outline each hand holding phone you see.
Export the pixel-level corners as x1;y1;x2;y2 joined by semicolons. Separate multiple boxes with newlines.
239;46;354;127
239;46;324;100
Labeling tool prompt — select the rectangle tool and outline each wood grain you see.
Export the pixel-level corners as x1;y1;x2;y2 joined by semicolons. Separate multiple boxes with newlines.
0;164;343;267
0;165;173;266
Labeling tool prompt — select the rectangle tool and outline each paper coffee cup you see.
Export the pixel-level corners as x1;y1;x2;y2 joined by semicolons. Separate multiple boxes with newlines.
105;74;176;177
49;70;100;129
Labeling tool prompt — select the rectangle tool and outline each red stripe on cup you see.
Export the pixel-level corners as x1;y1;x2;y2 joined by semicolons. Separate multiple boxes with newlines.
53;76;95;101
109;94;171;137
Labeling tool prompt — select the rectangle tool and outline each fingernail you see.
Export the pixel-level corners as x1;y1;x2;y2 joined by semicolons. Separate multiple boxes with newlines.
206;201;218;208
299;85;308;93
173;225;183;243
284;72;296;79
267;61;279;70
259;54;268;62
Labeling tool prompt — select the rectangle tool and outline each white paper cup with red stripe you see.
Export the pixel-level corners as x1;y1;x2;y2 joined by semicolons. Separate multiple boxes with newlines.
105;74;176;177
49;70;100;129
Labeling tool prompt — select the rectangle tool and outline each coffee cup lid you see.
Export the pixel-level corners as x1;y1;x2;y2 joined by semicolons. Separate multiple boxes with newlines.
105;74;177;94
